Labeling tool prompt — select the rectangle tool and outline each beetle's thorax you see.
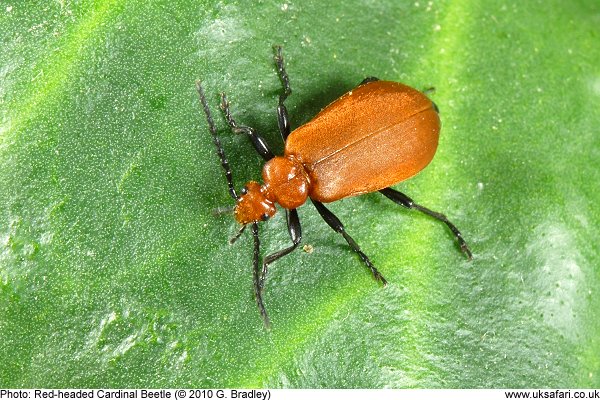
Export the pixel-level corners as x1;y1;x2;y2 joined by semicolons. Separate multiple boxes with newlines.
262;155;310;210
233;155;310;225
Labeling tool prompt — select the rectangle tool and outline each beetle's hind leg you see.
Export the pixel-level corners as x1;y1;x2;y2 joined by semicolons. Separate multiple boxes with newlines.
220;93;275;161
311;200;388;285
420;87;440;113
359;77;380;85
273;45;292;141
379;187;472;259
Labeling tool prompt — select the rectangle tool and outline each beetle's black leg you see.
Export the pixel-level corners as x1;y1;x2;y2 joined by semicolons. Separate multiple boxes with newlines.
220;93;275;161
196;81;239;201
273;45;292;141
380;187;472;260
359;76;380;85
420;87;440;113
259;209;302;290
311;200;388;285
251;222;271;328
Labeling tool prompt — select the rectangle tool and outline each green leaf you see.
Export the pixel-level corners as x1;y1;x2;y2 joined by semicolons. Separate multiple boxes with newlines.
1;0;599;388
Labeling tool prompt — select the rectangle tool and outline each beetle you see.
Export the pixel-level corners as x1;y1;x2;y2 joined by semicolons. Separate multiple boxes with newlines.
196;46;472;327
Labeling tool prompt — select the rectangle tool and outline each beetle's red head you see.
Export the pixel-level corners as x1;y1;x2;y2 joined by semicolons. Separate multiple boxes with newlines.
234;181;276;224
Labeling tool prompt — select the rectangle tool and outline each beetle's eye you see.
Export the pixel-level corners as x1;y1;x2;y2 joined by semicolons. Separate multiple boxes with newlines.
261;213;270;221
241;186;248;195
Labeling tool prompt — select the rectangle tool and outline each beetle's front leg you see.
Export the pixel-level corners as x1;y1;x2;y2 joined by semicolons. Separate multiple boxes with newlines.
220;93;275;161
251;222;270;328
273;45;292;142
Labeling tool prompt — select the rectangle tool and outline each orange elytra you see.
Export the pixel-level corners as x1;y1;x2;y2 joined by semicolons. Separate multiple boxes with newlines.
196;47;472;328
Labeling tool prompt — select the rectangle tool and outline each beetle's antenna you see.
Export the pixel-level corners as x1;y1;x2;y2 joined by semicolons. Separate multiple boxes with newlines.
229;224;247;244
213;205;235;217
252;222;271;328
196;81;239;201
